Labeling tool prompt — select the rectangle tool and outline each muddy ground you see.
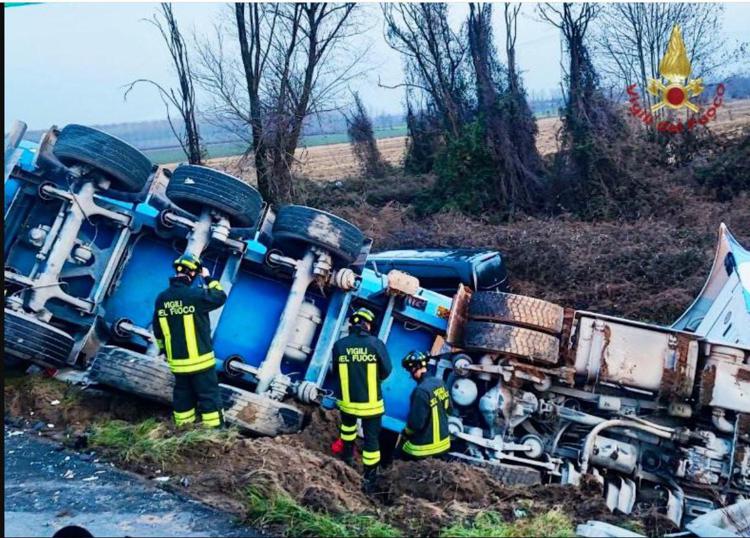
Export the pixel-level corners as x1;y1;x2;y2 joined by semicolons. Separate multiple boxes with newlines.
4;373;677;537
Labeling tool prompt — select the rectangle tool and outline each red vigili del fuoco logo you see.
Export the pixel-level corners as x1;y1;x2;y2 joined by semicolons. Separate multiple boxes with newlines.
626;25;726;133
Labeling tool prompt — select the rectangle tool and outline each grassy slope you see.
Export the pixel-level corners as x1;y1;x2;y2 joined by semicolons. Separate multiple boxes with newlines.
245;488;402;538
86;416;575;538
440;510;574;538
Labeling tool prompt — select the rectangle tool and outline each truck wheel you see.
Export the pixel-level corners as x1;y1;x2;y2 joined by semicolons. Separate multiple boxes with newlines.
4;309;75;368
221;384;304;436
447;453;542;485
483;461;542;486
468;292;564;334
166;165;264;228
462;321;560;364
272;205;364;266
89;346;174;404
53;124;153;193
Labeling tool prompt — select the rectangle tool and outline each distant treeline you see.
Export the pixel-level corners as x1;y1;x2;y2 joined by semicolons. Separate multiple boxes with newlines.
22;111;406;151
18;75;749;151
19;96;568;152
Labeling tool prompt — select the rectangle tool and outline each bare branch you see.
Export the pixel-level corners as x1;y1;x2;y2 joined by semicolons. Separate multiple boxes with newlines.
126;3;204;163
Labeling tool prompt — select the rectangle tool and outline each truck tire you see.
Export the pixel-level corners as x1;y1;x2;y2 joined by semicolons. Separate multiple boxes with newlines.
272;205;364;266
462;321;560;364
89;346;174;404
221;384;304;436
468;292;564;334
166;165;264;228
4;309;75;368
447;453;542;486
54;124;153;193
483;462;542;486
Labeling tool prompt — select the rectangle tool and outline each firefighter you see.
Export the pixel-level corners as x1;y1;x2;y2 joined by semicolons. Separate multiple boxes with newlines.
399;351;452;459
153;254;227;428
332;307;392;492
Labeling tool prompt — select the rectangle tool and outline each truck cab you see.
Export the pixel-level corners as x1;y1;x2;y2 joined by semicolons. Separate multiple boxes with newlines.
366;249;508;295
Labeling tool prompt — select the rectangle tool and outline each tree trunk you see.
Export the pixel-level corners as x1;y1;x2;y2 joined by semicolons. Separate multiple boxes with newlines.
236;3;271;200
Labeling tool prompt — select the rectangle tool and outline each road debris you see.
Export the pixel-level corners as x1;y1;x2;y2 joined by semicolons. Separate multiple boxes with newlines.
576;520;645;537
685;500;750;538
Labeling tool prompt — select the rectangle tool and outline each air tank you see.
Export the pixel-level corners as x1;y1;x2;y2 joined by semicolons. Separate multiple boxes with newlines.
284;301;322;362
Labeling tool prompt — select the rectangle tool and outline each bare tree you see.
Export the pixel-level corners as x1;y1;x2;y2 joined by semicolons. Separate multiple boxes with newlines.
235;3;277;199
125;3;204;164
382;3;468;138
504;4;522;96
382;3;542;214
594;3;727;112
196;3;363;204
502;3;542;182
344;92;386;178
539;3;639;218
465;3;542;213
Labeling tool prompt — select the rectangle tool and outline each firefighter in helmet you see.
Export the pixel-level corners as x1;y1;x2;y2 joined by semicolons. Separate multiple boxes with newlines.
332;307;392;492
399;350;452;459
153;254;227;428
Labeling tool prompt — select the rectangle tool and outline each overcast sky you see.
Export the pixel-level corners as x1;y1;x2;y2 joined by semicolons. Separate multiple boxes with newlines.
5;2;750;131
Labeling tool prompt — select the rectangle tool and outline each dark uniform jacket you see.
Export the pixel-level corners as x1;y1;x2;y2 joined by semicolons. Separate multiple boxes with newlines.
153;276;227;374
332;328;392;417
403;375;452;457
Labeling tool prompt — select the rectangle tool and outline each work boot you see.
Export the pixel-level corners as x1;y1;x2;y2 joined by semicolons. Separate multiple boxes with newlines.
332;438;356;467
342;441;356;467
362;465;379;495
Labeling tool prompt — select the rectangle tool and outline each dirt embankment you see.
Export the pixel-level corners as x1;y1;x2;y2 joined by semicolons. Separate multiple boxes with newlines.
4;375;675;536
4;374;165;436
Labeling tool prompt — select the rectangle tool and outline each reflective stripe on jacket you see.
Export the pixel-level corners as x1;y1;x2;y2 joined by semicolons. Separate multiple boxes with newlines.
153;276;227;374
403;376;452;457
332;328;392;417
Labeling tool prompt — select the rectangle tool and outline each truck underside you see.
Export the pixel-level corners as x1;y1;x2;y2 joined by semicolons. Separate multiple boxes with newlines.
4;122;749;533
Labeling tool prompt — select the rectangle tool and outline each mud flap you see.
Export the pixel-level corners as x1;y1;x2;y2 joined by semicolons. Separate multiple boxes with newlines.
221;384;305;436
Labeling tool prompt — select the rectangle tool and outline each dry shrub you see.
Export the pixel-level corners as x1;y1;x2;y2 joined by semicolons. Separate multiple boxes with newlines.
309;129;749;324
345;92;388;179
694;127;750;201
342;188;749;324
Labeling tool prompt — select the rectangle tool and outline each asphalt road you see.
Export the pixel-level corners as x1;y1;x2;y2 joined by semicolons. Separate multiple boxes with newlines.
4;427;255;537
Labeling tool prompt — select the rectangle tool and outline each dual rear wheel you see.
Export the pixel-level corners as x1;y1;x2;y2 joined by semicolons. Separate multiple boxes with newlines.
462;292;565;365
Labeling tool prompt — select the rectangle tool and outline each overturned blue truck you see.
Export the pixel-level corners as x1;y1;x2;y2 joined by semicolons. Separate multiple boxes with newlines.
4;122;750;531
